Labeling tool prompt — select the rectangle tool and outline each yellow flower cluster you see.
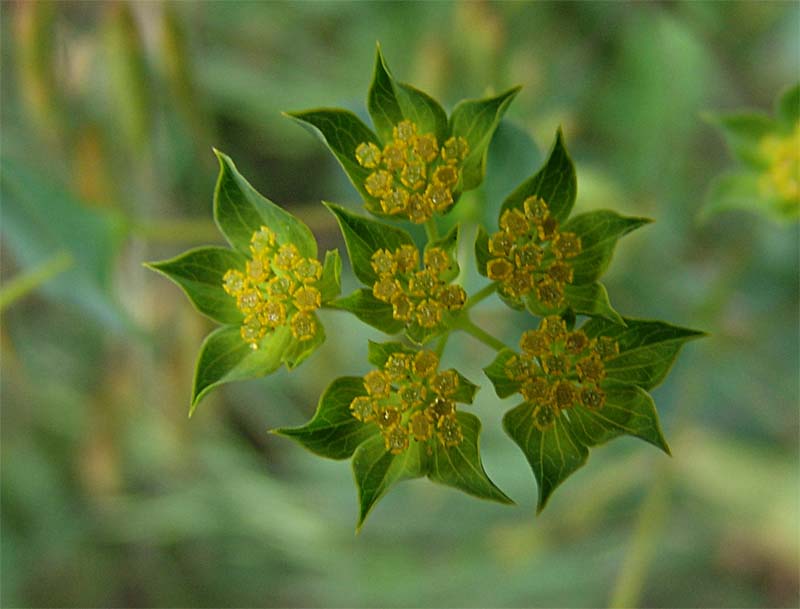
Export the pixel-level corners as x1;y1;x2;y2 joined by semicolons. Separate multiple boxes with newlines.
222;226;323;349
370;244;466;329
350;349;466;454
759;123;800;205
504;316;619;431
355;120;469;223
487;196;582;308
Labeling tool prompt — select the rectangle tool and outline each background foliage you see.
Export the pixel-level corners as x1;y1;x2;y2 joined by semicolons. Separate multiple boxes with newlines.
1;2;798;607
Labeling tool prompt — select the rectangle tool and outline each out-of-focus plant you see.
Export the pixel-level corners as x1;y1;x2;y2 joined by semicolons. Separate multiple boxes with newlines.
149;46;702;528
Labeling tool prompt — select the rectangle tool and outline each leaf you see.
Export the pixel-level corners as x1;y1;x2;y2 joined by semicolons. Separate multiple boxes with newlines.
367;45;448;143
451;373;480;405
582;317;705;390
213;150;316;257
283;316;326;369
285;109;382;210
405;319;448;347
428;412;513;504
563;282;624;325
273;376;378;460
567;381;670;454
317;249;342;303
503;402;588;513
699;170;763;220
449;86;521;191
483;349;522;399
425;223;460;282
330;289;404;335
146;246;245;325
474;226;491;276
352;435;426;530
707;112;776;167
324;202;414;285
777;83;799;126
561;210;650;284
367;340;414;368
500;128;576;224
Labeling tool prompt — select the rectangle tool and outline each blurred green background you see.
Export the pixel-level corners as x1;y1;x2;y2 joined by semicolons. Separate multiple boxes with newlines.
1;2;798;607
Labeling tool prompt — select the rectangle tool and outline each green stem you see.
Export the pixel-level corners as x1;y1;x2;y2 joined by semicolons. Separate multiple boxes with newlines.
434;331;450;357
0;251;74;312
424;218;439;242
455;315;505;352
464;282;498;310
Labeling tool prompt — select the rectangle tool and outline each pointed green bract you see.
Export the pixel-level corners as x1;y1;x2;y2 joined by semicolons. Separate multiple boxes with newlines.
561;211;651;284
483;349;521;399
449;87;521;191
146;246;246;325
324;202;414;285
425;224;461;282
318;249;343;303
368;45;448;143
367;340;413;367
501;128;576;223
330;289;404;336
562;282;624;325
274;376;378;460
711;113;777;168
473;226;491;276
428;412;513;504
503;403;588;512
213;150;316;257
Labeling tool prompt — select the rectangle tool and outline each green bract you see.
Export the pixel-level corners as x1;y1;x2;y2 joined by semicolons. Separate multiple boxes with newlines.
148;44;703;529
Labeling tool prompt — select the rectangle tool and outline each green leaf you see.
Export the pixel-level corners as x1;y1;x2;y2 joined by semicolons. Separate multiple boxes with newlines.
191;325;293;413
367;45;448;143
483;349;522;399
352;435;426;530
213;150;316;257
283;316;326;369
451;373;480;405
699;171;769;220
582;317;705;390
567;381;670;454
331;289;404;335
561;210;651;284
449;86;521;191
711;113;776;167
324;202;414;285
428;412;513;504
501;128;576;224
563;282;624;325
425;223;460;282
146;246;245;325
317;249;342;303
777;83;799;126
285;109;382;210
405;319;448;347
273;376;378;460
474;225;491;276
367;340;413;368
503;402;588;513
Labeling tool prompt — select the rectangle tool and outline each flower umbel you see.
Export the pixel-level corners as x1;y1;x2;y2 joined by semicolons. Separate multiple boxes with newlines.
759;122;800;205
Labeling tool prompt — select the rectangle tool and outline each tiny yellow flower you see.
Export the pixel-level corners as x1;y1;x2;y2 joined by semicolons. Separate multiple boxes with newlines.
413;350;439;379
364;369;391;398
350;395;375;422
355;142;382;169
431;369;459;397
223;269;245;296
487;258;514;281
384;425;409;454
273;243;301;272
580;386;605;410
381;189;410;215
289;311;317;341
262;301;287;328
365;170;394;198
294;258;323;283
441;136;469;163
293;285;321;311
437;415;463;447
552;232;582;259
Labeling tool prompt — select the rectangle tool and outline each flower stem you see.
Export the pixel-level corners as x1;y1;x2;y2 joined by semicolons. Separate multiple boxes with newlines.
424;218;439;243
464;282;498;310
455;314;505;352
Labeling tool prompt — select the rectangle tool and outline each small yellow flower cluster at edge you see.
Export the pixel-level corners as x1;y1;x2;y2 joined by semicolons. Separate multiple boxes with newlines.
350;349;466;454
222;226;323;349
487;196;582;307
759;123;800;206
504;316;619;431
370;244;466;329
355;120;469;224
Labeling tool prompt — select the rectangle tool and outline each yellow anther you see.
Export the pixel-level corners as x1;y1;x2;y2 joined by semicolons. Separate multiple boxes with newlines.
237;288;262;313
423;247;450;274
515;243;543;270
432;164;458;188
246;258;269;283
274;243;301;272
393;120;417;142
594;336;620;359
294;258;323;283
439;284;466;311
364;369;391;398
500;209;530;238
505;354;535;381
241;315;265;347
382;142;407;171
293;285;321;311
416;299;443;328
521;376;551;403
381;189;410;215
488;231;514;257
399;382;426;407
487;258;513;281
373;276;402;302
437;415;463;447
391;293;415;321
401;161;426;191
428;396;456;420
384;353;411;380
290;311;317;341
552;380;577;409
542;354;568;377
580;386;605;410
371;249;397;276
565;330;590;355
407;193;433;223
384;425;409;454
532;404;557;431
520;329;550;357
250;226;276;255
408;269;439;297
355;142;382;169
365;170;394;198
262;300;287;328
576;354;606;383
535;277;564;307
523;196;549;222
431;369;459;397
223;269;245;296
413;350;439;379
350;395;375;422
424;183;453;212
536;216;559;241
414;133;439;163
540;316;567;341
410;411;433;441
266;275;295;300
547;261;574;284
442;136;469;163
552;232;582;259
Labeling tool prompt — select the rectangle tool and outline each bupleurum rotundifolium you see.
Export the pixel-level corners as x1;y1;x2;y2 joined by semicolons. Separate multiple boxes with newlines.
350;349;467;454
370;243;466;329
222;225;324;349
355;119;469;223
487;195;582;307
505;315;619;430
759;122;800;204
